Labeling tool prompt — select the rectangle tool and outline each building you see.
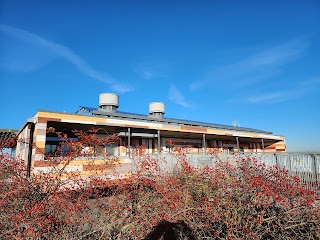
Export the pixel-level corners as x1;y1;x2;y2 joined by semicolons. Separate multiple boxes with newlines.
12;93;286;177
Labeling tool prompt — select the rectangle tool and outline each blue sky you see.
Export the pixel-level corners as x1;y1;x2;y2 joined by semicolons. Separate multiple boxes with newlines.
1;0;320;152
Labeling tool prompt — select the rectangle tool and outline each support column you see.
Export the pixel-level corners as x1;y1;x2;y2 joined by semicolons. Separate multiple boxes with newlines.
203;133;206;155
148;139;152;154
157;130;161;154
33;118;46;161
236;136;240;153
128;127;131;158
261;139;265;153
27;122;35;177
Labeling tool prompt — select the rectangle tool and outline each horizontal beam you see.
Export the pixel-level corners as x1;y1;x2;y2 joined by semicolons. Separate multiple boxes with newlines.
118;132;158;138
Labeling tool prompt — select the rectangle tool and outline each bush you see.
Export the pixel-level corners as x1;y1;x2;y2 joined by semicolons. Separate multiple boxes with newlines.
0;132;319;239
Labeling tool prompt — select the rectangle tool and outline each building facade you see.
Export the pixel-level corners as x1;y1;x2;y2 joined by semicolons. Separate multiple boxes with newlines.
14;93;286;177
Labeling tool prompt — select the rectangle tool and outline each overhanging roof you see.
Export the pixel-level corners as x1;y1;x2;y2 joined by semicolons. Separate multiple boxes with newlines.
76;106;273;135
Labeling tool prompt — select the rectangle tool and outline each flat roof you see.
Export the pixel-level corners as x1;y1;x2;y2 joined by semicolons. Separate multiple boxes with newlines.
76;106;273;135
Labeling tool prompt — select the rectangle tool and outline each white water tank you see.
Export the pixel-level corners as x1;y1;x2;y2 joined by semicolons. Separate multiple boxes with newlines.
99;93;119;112
149;102;165;118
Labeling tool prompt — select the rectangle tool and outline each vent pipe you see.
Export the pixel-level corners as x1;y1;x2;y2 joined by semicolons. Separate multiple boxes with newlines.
149;102;165;118
99;93;119;112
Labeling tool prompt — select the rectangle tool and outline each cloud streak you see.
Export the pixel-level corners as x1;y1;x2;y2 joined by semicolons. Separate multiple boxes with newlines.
0;24;132;93
134;68;155;80
247;78;320;103
133;62;168;80
248;91;289;103
168;85;191;108
189;37;310;91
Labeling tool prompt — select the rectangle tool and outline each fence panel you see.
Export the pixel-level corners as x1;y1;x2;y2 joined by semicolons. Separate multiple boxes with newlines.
132;152;320;194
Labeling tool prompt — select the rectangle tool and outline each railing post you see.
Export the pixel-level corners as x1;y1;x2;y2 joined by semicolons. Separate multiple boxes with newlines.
287;154;292;175
312;154;319;190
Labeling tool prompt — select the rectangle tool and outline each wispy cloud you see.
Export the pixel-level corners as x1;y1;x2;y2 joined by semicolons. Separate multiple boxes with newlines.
189;37;310;91
248;91;289;103
111;83;134;93
249;38;309;67
247;78;320;103
168;85;191;108
135;69;155;80
133;62;168;80
0;24;132;93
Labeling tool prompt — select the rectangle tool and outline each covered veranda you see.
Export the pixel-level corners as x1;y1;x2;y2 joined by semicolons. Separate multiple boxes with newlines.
44;121;281;157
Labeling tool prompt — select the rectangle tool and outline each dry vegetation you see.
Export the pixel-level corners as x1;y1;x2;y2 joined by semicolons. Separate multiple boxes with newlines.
0;130;319;239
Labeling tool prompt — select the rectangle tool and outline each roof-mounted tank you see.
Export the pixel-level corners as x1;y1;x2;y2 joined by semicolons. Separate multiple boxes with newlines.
99;93;119;113
149;102;165;118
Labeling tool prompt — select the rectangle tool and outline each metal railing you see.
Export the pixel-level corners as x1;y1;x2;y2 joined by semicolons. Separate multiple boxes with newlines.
132;152;320;194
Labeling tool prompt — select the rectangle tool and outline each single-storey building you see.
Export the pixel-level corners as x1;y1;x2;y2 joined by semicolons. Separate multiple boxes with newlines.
12;93;286;177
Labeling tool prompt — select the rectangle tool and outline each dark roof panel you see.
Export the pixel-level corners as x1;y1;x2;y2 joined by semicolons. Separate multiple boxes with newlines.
75;106;272;134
